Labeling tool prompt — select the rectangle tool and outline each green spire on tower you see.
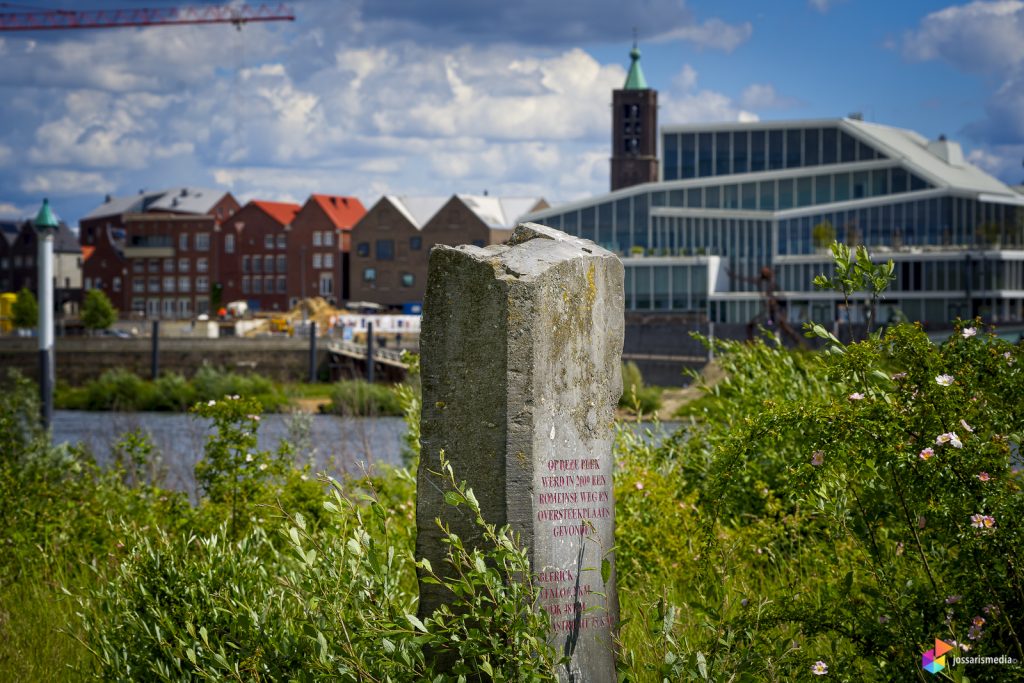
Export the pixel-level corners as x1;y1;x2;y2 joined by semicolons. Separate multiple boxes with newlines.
623;39;648;90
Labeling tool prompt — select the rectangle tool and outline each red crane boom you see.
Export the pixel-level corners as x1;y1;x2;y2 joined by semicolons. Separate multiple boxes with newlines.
0;3;294;32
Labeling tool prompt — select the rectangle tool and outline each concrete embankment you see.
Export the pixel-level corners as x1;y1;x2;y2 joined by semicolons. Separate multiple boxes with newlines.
0;337;327;385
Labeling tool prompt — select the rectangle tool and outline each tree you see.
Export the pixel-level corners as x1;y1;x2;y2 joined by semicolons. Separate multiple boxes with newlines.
82;289;117;332
11;287;37;330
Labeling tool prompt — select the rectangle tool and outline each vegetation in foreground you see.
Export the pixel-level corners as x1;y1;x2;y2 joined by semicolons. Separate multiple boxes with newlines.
1;243;1022;681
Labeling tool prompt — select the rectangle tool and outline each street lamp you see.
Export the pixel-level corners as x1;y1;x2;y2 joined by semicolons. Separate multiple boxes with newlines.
34;197;58;430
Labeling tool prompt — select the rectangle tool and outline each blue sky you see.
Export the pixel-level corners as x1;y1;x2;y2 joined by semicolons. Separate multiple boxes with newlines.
0;0;1022;227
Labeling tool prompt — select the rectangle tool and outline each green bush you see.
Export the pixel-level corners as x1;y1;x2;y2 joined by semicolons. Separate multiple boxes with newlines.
326;379;402;416
618;361;662;415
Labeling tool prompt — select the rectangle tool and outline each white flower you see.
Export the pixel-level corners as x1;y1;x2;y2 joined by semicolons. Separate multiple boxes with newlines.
811;660;828;675
935;374;954;386
207;400;216;406
848;392;865;401
959;419;974;433
259;463;268;471
962;327;977;338
245;453;254;463
936;432;962;448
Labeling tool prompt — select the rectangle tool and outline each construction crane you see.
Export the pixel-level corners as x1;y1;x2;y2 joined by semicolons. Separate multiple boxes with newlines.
0;3;294;32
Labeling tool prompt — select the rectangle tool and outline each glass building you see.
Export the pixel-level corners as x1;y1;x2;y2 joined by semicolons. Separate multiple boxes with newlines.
523;118;1024;326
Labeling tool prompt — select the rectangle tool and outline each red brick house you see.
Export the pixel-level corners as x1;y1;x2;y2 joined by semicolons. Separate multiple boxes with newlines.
79;187;239;317
219;200;300;312
289;194;365;305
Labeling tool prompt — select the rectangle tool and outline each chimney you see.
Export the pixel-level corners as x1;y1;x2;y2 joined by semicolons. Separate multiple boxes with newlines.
927;136;964;167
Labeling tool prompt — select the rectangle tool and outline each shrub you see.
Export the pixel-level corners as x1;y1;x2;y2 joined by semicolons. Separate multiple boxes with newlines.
326;379;402;416
619;361;662;415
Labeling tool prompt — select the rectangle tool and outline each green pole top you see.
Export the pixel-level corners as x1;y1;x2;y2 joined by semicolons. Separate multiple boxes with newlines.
34;198;59;233
623;44;648;90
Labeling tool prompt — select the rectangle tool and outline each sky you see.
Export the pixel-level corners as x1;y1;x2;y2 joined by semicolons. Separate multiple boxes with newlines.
0;0;1022;227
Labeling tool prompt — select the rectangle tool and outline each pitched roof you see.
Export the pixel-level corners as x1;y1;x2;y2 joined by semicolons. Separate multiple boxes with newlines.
251;200;301;226
147;187;230;215
841;118;1019;199
383;195;449;229
309;194;366;230
0;220;19;246
81;190;166;221
455;195;548;229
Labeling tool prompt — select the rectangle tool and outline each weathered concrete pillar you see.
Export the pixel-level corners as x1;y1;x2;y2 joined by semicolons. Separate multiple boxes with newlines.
416;223;623;681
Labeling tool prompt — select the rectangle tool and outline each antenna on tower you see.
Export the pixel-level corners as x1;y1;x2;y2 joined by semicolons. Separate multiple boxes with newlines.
632;26;638;49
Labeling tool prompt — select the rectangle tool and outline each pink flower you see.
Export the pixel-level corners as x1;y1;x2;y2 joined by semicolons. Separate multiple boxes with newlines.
962;327;977;338
977;472;991;482
970;513;996;529
959;419;974;433
848;392;865;401
634;481;644;491
811;450;824;467
935;374;954;386
936;432;962;448
918;447;934;461
945;595;962;604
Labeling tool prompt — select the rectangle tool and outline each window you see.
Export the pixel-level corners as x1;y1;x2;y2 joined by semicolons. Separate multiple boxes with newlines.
178;298;191;318
319;273;333;296
277;276;286;293
133;260;144;273
149;258;160;272
195;233;210;251
252;277;261;294
363;267;376;282
264;255;274;273
264;276;274;293
264;234;274;249
148;276;160;293
179;276;190;293
276;255;286;273
164;258;174;272
324;253;334;269
197;258;208;273
179;233;188;250
113;276;122;292
276;234;286;249
225;234;235;254
162;276;175;293
376;239;395;260
312;253;322;268
323;231;333;246
357;242;370;257
312;231;322;246
178;258;189;272
132;278;145;293
196;276;209;293
409;236;422;251
401;273;414;287
253;256;262;273
242;276;250;294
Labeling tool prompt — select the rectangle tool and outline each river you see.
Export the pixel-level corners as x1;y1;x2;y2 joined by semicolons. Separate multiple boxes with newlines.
51;410;680;497
52;410;408;497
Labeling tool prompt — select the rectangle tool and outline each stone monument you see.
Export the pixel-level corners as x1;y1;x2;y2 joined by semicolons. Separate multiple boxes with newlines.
416;223;623;681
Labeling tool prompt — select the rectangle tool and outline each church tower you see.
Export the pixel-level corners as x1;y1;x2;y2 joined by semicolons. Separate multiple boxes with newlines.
611;43;658;191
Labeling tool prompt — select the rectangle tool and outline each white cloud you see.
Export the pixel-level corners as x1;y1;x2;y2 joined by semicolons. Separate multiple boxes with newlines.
808;0;843;13
902;1;1024;72
0;201;23;217
0;144;12;167
662;65;759;124
652;18;753;53
21;170;115;195
903;2;1024;147
740;83;801;110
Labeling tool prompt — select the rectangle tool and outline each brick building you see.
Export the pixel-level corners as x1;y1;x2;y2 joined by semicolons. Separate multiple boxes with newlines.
349;194;547;308
289;195;366;305
218;200;301;313
79;187;239;316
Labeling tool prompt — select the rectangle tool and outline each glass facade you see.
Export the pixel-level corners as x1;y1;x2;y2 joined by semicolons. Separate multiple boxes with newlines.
527;121;1024;324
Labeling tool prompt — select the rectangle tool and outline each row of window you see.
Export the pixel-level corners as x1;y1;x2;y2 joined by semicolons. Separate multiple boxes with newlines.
243;255;289;274
175;232;211;251
776;198;1024;255
242;276;287;295
650;166;929;212
132;257;208;274
131;276;209;294
622;264;710;311
1;255;34;268
130;297;206;318
663;127;884;180
356;236;422;260
776;259;1024;294
361;268;415;287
